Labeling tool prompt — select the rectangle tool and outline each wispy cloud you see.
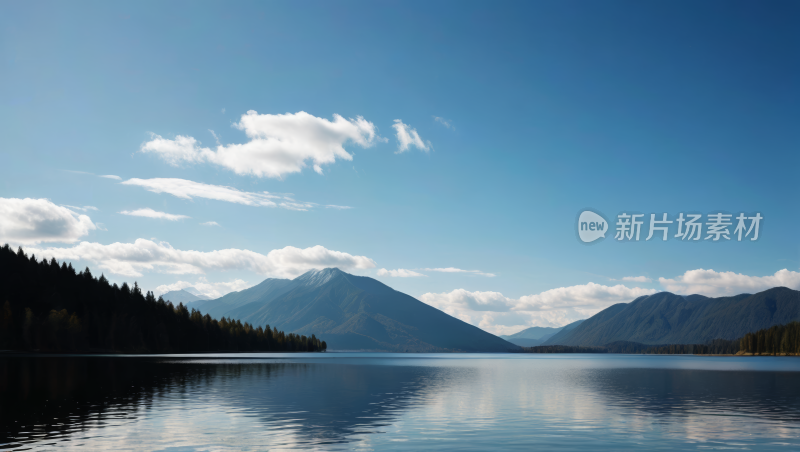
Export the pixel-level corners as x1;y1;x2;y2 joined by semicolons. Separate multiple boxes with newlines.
617;276;652;283
326;205;353;210
392;120;431;153
64;205;99;212
121;177;346;212
0;198;96;245
100;175;122;180
377;268;426;277
200;221;220;227
208;129;222;146
120;208;190;221
140;110;385;178
25;240;377;278
279;202;316;212
123;177;279;206
433;116;454;130
420;267;496;277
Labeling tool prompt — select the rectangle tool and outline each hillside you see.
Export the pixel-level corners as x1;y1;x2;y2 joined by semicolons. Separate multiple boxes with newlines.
500;320;585;347
199;268;518;352
193;278;293;320
543;288;800;346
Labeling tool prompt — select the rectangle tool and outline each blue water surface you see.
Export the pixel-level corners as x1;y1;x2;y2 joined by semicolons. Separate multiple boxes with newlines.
2;353;799;450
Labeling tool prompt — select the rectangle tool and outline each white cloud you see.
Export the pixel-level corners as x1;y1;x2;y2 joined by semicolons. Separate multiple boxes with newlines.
419;290;535;334
516;283;656;311
200;221;220;227
658;268;800;297
419;283;656;335
0;198;96;245
326;205;353;210
420;289;515;313
155;277;250;299
100;175;122;180
619;276;652;283
377;268;426;278
433;116;454;129
141;135;206;166
122;177;278;206
25;239;377;278
121;177;341;211
421;267;496;277
120;208;190;221
64;205;98;212
278;201;315;212
140;110;384;178
392;120;431;153
209;129;221;146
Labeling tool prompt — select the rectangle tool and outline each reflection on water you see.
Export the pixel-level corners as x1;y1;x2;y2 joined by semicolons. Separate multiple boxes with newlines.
0;357;448;449
2;354;800;450
587;367;800;422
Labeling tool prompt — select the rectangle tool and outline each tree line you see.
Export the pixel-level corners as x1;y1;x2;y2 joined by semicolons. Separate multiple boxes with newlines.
0;244;326;353
604;339;741;355
520;322;800;355
738;321;800;355
519;345;608;353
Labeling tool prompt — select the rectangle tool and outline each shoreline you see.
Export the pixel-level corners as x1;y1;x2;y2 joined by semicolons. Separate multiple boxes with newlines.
2;350;799;358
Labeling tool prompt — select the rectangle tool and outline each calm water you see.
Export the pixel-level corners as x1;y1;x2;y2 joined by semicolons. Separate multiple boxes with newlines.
2;354;800;451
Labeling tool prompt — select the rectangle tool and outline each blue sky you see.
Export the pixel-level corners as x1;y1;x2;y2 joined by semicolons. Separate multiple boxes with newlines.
1;1;798;334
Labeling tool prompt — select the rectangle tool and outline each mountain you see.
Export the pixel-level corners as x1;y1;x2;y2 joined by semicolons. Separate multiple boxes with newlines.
160;289;209;305
183;287;211;298
503;320;585;347
503;326;562;340
198;268;518;352
192;278;293;320
543;288;800;346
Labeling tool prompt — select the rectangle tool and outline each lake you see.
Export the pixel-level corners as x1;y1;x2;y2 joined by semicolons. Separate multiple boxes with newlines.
2;353;800;450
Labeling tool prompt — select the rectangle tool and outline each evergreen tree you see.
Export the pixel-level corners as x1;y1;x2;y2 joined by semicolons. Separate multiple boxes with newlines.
0;244;328;354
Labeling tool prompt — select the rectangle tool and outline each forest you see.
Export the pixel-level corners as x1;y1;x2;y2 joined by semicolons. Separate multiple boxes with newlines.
0;244;326;353
738;321;800;355
522;322;800;355
518;345;608;354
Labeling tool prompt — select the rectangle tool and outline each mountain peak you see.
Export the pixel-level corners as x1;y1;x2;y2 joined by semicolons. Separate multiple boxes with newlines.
160;288;207;304
295;267;347;287
182;286;210;299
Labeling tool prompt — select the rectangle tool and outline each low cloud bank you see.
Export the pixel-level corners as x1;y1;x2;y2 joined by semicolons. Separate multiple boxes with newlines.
26;239;377;278
0;198;96;245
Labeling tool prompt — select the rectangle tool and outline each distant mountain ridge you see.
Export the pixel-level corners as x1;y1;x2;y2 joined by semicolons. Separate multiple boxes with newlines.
160;288;209;304
194;268;518;352
543;287;800;347
500;320;585;347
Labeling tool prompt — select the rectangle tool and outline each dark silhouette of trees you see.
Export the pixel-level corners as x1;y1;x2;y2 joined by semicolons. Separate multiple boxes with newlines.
520;345;607;353
0;244;326;353
738;321;800;355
